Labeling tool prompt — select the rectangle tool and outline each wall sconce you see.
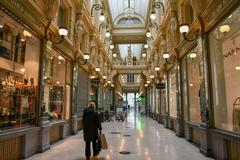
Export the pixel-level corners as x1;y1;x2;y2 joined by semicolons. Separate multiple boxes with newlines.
144;44;149;49
112;52;117;57
146;30;153;41
108;44;114;54
104;34;112;44
142;53;146;57
91;4;105;22
99;23;107;32
150;2;165;20
77;53;90;65
146;30;152;37
155;66;160;71
163;51;177;64
148;22;158;30
95;67;100;72
150;75;155;79
109;44;114;50
179;16;204;41
105;31;111;38
99;12;105;22
44;21;68;44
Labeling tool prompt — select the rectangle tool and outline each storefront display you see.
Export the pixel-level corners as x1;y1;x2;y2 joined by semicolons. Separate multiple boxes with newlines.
43;49;72;121
0;10;40;130
209;7;240;132
186;43;202;123
168;66;177;118
160;76;167;115
181;56;189;121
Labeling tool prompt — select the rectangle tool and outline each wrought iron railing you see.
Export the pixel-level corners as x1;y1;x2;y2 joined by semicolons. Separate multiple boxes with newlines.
112;61;147;67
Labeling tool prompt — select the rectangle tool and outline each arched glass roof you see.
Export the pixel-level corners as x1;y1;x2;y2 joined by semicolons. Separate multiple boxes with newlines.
108;0;149;22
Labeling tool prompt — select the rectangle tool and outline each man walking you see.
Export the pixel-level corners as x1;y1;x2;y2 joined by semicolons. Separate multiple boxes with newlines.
82;102;102;160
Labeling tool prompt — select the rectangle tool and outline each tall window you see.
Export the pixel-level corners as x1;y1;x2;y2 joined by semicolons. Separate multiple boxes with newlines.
209;7;240;132
44;50;72;121
0;10;40;130
168;66;177;118
186;43;202;123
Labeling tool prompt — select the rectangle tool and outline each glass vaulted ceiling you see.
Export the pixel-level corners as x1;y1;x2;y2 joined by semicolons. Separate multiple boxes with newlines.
108;0;149;23
119;44;142;60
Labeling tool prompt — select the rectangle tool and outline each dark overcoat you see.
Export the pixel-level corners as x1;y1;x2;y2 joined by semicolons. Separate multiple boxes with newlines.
82;107;102;141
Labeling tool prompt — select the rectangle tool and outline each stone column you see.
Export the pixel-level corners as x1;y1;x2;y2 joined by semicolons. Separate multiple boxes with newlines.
163;74;169;128
175;56;183;137
38;40;50;152
198;33;212;157
71;58;79;135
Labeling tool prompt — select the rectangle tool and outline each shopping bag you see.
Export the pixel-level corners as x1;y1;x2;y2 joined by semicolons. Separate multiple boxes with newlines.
100;134;108;150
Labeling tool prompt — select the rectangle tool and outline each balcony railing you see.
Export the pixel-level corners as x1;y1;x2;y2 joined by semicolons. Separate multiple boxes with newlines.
112;61;147;67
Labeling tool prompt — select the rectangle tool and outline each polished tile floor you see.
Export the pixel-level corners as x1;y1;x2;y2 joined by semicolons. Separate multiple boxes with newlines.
27;111;213;160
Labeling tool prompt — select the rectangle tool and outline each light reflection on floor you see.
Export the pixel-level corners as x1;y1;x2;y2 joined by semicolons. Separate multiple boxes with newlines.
27;109;213;160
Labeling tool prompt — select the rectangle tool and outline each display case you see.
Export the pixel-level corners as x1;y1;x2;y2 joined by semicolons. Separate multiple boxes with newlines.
43;48;72;121
0;70;37;129
0;15;40;130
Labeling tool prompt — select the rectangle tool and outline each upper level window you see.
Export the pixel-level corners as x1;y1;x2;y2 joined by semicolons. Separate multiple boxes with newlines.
57;6;64;27
117;17;142;25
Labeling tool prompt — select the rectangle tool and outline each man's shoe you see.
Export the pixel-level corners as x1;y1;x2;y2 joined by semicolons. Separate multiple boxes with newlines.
86;157;90;160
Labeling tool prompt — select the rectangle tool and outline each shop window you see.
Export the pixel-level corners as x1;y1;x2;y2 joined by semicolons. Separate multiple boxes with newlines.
0;10;40;130
168;66;177;118
186;44;202;124
181;56;189;121
209;7;240;132
43;50;72;121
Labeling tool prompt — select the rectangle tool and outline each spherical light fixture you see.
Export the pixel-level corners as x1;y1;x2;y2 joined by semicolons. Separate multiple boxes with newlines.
145;84;148;87
110;44;114;49
58;27;68;36
150;11;156;20
103;76;107;79
83;53;90;60
105;31;110;37
147;80;150;84
163;52;170;59
99;13;105;22
23;30;32;37
150;75;154;79
235;66;240;70
107;80;111;84
20;68;26;73
113;53;117;57
189;52;197;59
155;66;160;71
96;67;100;72
144;44;149;49
179;24;189;34
146;31;152;37
219;25;230;33
142;53;146;57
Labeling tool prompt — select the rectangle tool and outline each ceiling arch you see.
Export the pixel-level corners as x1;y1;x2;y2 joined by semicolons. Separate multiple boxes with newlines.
108;0;149;23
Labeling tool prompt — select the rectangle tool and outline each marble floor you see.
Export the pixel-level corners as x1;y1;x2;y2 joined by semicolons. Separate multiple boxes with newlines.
27;111;213;160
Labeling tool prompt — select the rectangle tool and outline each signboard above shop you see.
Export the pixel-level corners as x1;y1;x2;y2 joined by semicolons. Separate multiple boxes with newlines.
156;83;166;89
